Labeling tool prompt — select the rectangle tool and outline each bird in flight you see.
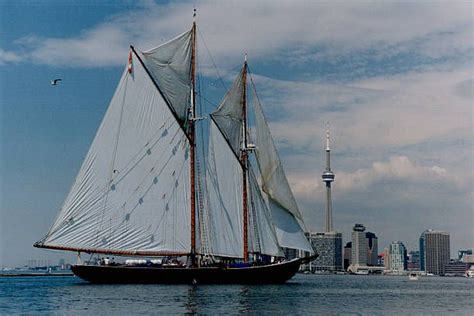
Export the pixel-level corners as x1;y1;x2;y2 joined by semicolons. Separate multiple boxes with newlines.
50;78;62;86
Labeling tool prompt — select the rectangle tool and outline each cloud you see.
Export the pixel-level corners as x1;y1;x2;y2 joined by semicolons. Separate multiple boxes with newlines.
2;1;472;69
0;49;22;65
288;155;456;199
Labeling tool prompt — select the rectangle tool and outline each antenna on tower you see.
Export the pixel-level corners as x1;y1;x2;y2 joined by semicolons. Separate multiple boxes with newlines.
326;121;331;151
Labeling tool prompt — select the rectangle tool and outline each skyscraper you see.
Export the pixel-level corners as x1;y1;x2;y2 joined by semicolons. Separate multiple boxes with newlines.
343;242;352;270
389;241;407;272
308;125;342;272
366;232;378;266
419;229;433;271
425;231;450;275
351;223;367;266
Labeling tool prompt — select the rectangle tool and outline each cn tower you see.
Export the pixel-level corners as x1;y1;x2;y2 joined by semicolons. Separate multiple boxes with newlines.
322;124;335;233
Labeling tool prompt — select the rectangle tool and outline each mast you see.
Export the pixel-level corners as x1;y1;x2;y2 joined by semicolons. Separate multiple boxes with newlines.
241;56;249;262
190;11;197;265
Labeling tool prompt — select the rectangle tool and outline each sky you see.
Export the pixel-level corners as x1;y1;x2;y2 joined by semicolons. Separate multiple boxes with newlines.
0;0;472;267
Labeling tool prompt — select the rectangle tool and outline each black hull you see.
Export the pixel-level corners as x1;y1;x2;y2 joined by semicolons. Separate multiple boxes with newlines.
72;259;302;284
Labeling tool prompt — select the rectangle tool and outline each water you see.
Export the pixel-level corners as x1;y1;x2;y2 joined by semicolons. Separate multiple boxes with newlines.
1;274;473;314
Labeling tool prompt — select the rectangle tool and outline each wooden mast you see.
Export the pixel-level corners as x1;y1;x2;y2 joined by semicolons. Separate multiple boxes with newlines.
241;57;249;262
190;13;197;265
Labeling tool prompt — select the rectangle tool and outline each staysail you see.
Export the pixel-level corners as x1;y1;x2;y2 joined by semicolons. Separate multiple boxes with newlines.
251;86;314;254
35;35;193;256
201;64;245;258
204;120;244;258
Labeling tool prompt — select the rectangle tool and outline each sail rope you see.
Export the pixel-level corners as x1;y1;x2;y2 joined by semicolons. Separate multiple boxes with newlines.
197;26;228;91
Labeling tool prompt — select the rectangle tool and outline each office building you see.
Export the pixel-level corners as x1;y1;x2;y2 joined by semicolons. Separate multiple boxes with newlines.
407;250;420;270
343;242;352;270
419;229;433;271
351;224;367;266
389;241;407;272
444;260;470;276
425;230;450;275
308;232;343;272
383;247;390;270
366;232;378;266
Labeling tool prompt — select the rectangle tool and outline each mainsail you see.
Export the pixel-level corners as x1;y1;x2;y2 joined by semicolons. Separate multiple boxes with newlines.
35;32;194;256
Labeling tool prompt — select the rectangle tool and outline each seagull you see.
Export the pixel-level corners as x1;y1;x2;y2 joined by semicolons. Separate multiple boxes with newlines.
50;78;62;86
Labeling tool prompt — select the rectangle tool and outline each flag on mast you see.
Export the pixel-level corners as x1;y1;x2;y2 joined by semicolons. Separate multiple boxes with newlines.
128;51;133;74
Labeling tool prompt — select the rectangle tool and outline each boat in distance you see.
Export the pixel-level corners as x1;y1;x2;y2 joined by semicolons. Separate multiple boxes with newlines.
34;13;316;284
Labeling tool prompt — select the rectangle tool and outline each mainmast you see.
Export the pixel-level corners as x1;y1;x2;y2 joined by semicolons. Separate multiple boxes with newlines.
189;10;197;265
241;56;249;262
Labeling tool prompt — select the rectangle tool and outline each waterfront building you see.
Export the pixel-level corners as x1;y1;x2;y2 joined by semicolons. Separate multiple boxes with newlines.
307;125;342;272
351;224;367;266
425;231;450;275
383;247;390;270
308;232;343;272
458;249;473;262
283;247;299;260
389;241;407;272
366;232;378;266
407;250;420;270
343;242;352;270
419;229;433;271
444;260;470;276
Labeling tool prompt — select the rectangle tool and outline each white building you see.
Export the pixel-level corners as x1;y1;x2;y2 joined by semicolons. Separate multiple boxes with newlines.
389;241;407;272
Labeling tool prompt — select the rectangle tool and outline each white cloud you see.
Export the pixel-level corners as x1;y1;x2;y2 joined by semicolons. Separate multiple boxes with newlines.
288;155;455;199
0;49;22;65
2;1;472;68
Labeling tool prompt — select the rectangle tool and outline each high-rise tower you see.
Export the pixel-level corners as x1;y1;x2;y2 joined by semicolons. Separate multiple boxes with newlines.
322;124;335;232
306;124;342;272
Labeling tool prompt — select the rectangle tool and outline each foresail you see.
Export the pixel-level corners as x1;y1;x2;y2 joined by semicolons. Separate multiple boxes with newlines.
203;120;244;258
38;51;191;255
142;30;192;126
248;168;283;257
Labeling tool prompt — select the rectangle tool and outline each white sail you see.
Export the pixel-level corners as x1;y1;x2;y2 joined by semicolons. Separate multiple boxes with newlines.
252;90;313;254
211;67;245;155
203;120;244;258
38;49;191;255
268;198;313;253
142;30;192;125
248;168;283;257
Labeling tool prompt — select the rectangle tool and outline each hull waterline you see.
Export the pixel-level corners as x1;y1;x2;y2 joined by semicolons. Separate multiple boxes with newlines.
71;258;303;284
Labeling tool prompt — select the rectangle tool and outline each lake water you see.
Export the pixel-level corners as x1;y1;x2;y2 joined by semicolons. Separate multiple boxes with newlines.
1;274;473;314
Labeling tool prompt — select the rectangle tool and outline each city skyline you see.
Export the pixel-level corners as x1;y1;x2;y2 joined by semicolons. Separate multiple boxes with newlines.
1;1;472;266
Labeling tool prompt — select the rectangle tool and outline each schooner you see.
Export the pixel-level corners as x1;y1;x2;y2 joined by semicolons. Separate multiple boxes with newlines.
34;16;315;284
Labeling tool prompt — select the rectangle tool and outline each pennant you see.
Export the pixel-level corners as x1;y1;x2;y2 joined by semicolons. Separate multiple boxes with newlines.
128;51;133;74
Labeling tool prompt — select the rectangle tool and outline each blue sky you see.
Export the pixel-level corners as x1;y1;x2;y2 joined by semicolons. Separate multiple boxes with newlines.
1;0;472;266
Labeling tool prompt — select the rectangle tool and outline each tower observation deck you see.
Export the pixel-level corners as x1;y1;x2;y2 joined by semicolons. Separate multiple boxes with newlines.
322;124;335;232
